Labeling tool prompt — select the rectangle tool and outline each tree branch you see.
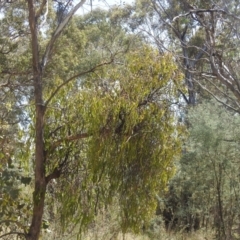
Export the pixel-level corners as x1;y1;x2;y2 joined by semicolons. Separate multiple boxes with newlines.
41;0;87;67
36;0;47;19
210;55;240;103
49;132;90;154
201;75;240;109
194;78;240;113
39;0;49;28
151;0;181;39
178;89;189;104
46;148;71;182
172;8;227;22
0;231;26;239
45;167;61;183
45;58;115;107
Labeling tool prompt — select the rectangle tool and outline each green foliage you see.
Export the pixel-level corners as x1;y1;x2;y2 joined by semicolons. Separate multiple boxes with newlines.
42;46;184;235
163;100;240;237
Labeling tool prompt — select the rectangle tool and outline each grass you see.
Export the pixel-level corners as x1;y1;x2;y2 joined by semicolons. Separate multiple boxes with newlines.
42;205;214;240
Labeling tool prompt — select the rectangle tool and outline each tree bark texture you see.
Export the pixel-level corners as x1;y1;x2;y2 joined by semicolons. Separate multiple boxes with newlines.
26;0;46;239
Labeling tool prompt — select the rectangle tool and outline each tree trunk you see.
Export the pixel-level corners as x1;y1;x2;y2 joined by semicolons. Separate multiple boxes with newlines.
26;101;46;240
182;40;196;105
215;164;226;240
26;1;47;239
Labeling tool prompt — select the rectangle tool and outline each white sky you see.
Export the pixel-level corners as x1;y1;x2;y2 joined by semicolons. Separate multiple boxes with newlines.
77;0;134;14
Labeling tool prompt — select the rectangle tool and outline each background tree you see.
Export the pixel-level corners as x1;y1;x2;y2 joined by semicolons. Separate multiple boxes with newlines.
127;0;240;110
0;1;34;238
161;101;240;239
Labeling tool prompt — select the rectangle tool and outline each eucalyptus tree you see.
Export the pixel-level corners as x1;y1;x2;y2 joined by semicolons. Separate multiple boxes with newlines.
0;1;184;240
129;0;240;110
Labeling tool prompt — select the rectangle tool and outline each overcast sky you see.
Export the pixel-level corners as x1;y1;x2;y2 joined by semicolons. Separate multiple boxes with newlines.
78;0;134;14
